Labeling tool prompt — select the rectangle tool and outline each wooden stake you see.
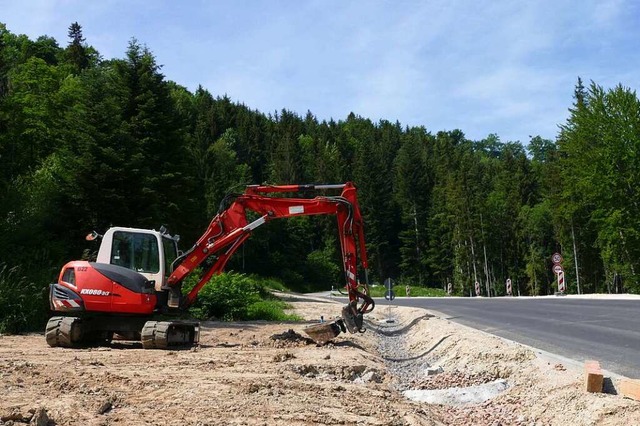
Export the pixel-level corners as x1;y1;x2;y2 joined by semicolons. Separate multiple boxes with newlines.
584;360;603;393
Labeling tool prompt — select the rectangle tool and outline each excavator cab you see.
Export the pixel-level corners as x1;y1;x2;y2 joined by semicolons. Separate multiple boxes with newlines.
96;227;179;292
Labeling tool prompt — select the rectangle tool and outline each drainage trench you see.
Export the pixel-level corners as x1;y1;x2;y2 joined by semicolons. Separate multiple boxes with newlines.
368;317;510;407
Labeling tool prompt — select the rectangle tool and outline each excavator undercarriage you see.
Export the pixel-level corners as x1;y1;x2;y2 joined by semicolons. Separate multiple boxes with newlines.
45;315;199;349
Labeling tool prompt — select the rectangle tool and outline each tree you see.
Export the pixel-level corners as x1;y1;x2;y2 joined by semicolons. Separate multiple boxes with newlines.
65;22;89;73
349;116;401;281
1;57;63;180
112;39;191;228
204;128;251;215
394;127;433;284
558;81;640;292
268;109;305;183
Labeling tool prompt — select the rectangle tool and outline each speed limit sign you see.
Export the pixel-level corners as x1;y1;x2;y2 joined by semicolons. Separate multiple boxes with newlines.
552;253;563;264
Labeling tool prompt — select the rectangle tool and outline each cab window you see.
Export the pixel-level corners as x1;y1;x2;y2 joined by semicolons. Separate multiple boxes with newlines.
62;268;76;285
110;231;160;273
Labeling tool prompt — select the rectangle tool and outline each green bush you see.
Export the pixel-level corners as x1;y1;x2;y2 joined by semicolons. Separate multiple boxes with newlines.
185;272;299;321
0;264;50;333
186;273;259;321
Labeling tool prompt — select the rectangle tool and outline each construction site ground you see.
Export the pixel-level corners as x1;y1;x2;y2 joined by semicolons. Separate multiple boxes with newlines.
1;294;640;426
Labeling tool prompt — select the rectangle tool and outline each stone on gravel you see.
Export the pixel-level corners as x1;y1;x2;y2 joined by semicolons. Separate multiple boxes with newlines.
425;366;444;376
354;370;383;384
1;411;24;423
97;400;112;414
31;408;49;426
403;379;509;406
272;352;296;362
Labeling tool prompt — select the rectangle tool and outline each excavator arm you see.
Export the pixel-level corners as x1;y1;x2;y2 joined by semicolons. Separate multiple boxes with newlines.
165;182;374;335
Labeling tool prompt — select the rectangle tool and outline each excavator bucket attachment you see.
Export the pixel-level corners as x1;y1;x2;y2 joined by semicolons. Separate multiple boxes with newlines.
341;305;364;333
304;320;345;343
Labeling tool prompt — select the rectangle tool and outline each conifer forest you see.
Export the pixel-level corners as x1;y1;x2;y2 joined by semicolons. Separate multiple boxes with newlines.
2;23;640;331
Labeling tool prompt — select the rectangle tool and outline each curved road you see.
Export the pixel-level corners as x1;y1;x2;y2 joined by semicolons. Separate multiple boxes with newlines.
385;296;640;378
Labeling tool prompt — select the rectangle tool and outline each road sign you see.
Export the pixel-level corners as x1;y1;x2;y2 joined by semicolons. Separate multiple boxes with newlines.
558;270;565;293
475;281;480;296
552;264;564;274
384;290;396;301
447;283;452;295
506;278;512;296
552;253;563;265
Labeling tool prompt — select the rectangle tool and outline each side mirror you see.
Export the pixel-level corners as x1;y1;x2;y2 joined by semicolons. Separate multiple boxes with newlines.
85;231;103;241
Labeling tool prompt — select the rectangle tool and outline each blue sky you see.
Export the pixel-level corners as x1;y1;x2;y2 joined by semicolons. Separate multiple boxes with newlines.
3;0;639;143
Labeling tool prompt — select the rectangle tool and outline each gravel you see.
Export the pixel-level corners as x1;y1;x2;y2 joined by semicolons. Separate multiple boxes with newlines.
367;317;530;426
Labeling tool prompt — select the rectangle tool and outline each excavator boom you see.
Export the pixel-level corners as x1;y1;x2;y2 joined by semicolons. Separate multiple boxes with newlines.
166;182;374;333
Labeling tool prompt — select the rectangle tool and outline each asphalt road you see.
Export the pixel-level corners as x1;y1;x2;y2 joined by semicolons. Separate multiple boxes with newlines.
385;296;640;378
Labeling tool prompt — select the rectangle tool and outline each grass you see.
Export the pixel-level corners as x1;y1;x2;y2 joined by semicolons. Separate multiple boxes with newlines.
246;300;302;321
363;284;448;298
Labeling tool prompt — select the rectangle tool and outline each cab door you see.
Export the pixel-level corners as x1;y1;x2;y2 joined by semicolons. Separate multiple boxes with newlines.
108;230;162;311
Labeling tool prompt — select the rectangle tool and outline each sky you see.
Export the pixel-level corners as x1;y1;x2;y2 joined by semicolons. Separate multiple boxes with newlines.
2;0;640;144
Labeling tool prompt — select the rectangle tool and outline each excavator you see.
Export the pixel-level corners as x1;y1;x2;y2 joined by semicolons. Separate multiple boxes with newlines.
46;182;375;349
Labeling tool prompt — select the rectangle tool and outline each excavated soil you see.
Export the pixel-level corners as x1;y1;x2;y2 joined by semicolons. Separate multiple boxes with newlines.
1;295;639;425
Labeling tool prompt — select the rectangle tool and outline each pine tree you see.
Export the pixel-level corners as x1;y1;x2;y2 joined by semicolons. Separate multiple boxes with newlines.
65;22;89;73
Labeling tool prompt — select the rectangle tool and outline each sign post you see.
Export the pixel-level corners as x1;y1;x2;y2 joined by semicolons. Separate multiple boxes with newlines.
558;270;566;293
384;278;395;323
447;282;452;295
384;278;395;301
552;253;565;295
506;278;512;296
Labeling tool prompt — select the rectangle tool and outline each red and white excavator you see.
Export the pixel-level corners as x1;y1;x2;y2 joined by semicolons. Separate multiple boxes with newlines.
46;182;375;348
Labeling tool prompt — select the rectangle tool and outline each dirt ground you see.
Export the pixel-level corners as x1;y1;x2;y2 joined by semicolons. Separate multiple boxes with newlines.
1;295;639;426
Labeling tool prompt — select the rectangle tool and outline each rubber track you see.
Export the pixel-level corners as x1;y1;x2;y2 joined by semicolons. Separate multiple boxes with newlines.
45;316;82;348
141;321;160;349
141;321;171;349
141;321;194;349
